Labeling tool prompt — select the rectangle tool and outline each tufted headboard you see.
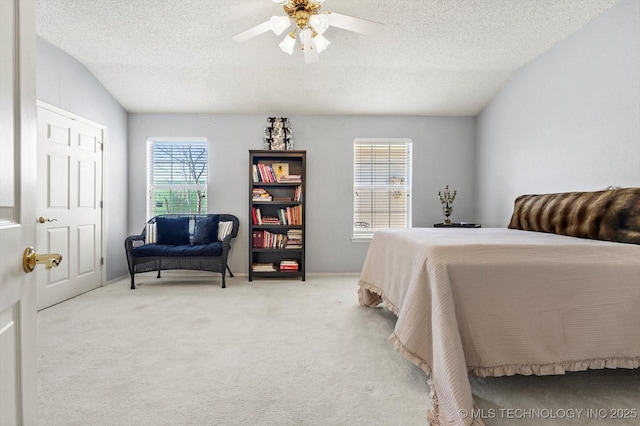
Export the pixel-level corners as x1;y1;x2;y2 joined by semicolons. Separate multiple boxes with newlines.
508;187;640;244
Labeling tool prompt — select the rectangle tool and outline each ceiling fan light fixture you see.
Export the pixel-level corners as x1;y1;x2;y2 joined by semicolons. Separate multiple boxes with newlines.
270;16;292;35
312;32;330;53
279;32;297;54
233;0;384;63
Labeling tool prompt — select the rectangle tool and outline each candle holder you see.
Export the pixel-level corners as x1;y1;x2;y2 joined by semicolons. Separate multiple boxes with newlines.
438;185;457;224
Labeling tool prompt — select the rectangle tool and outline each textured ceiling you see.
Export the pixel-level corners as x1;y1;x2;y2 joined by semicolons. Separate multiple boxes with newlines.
35;0;618;116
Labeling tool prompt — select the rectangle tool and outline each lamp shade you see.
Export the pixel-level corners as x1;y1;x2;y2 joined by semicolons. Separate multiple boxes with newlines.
309;14;329;34
270;16;291;35
279;33;296;54
312;32;330;53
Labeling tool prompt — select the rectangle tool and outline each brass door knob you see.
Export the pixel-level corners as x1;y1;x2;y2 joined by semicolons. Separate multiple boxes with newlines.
38;217;57;223
23;247;62;272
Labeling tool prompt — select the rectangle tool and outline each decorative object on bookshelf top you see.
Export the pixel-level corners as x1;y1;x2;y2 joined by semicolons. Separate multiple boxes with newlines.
264;117;294;150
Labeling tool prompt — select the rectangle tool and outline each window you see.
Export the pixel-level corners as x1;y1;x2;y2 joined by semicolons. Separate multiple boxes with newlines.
147;138;208;219
353;138;412;240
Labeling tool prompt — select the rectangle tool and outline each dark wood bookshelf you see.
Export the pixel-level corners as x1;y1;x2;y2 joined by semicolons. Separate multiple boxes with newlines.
249;150;306;281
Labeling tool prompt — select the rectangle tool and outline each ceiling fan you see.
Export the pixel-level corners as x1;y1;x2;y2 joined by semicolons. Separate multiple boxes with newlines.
232;0;383;63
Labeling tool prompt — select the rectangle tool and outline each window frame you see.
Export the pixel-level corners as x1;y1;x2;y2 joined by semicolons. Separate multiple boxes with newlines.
352;138;412;242
146;137;209;219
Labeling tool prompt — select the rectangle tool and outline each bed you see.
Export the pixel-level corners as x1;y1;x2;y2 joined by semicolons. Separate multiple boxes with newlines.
357;188;640;426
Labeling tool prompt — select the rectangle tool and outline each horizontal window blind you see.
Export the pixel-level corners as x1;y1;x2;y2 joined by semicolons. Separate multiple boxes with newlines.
354;139;412;238
147;140;208;218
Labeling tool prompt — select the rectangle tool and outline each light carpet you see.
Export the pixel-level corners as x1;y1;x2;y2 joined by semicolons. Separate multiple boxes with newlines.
38;272;640;426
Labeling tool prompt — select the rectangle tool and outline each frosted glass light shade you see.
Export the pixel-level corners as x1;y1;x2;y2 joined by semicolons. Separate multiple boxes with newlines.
309;14;329;34
270;16;291;35
279;33;296;54
312;33;330;53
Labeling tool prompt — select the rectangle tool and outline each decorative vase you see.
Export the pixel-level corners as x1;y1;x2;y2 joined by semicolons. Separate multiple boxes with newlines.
264;117;293;150
443;205;452;224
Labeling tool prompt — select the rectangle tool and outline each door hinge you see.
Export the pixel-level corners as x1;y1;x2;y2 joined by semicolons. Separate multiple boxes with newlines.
100;201;103;208
100;257;104;266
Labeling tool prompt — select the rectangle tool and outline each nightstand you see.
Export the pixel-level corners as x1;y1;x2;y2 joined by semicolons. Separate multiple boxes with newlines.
434;222;481;228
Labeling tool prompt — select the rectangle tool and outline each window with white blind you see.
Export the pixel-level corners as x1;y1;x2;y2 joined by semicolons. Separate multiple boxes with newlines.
147;138;208;219
353;138;412;240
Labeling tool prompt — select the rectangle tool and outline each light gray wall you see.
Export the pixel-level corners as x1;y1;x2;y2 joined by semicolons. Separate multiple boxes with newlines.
36;37;129;281
128;114;476;273
476;0;640;227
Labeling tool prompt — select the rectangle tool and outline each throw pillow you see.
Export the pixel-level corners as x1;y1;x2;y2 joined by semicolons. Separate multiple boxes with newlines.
156;216;190;245
508;187;640;244
217;221;234;241
193;215;220;245
145;222;157;244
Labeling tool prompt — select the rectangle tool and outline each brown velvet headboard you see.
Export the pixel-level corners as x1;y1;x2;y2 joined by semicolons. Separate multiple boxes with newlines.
508;187;640;244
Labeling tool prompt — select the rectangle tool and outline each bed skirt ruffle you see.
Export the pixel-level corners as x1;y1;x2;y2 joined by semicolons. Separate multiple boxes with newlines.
468;357;640;377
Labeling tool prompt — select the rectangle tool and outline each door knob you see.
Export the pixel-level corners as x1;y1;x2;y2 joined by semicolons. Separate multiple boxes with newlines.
38;217;57;223
23;247;62;272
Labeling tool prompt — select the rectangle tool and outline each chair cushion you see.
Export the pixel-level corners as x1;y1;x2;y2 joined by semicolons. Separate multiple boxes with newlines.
132;242;223;257
192;215;220;245
156;216;190;245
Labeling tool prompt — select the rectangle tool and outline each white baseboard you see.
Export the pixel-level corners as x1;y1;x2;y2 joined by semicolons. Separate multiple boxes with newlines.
105;274;129;286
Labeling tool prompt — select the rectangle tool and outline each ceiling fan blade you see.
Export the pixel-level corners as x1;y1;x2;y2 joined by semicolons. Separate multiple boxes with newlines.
301;28;319;64
325;12;383;35
232;21;271;43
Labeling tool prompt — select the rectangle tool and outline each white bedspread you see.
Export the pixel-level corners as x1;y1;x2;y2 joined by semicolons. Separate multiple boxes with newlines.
358;228;640;426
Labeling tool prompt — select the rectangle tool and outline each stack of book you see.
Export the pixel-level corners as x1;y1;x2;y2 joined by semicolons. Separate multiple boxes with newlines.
293;185;303;201
278;174;302;183
251;262;276;272
252;164;277;182
277;205;302;225
252;188;272;201
251;207;262;225
279;259;299;272
260;215;280;225
252;230;288;249
253;206;302;226
286;229;302;249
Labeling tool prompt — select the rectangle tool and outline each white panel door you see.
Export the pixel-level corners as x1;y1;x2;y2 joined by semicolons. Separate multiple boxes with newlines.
36;106;104;310
0;0;38;424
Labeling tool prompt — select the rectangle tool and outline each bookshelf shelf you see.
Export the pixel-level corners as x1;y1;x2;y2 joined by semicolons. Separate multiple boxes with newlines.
249;150;306;281
252;201;302;206
252;248;303;252
253;183;301;187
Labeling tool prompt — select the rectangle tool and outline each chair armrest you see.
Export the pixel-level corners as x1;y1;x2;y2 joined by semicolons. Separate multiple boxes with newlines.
124;234;146;277
125;234;145;251
220;233;234;253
